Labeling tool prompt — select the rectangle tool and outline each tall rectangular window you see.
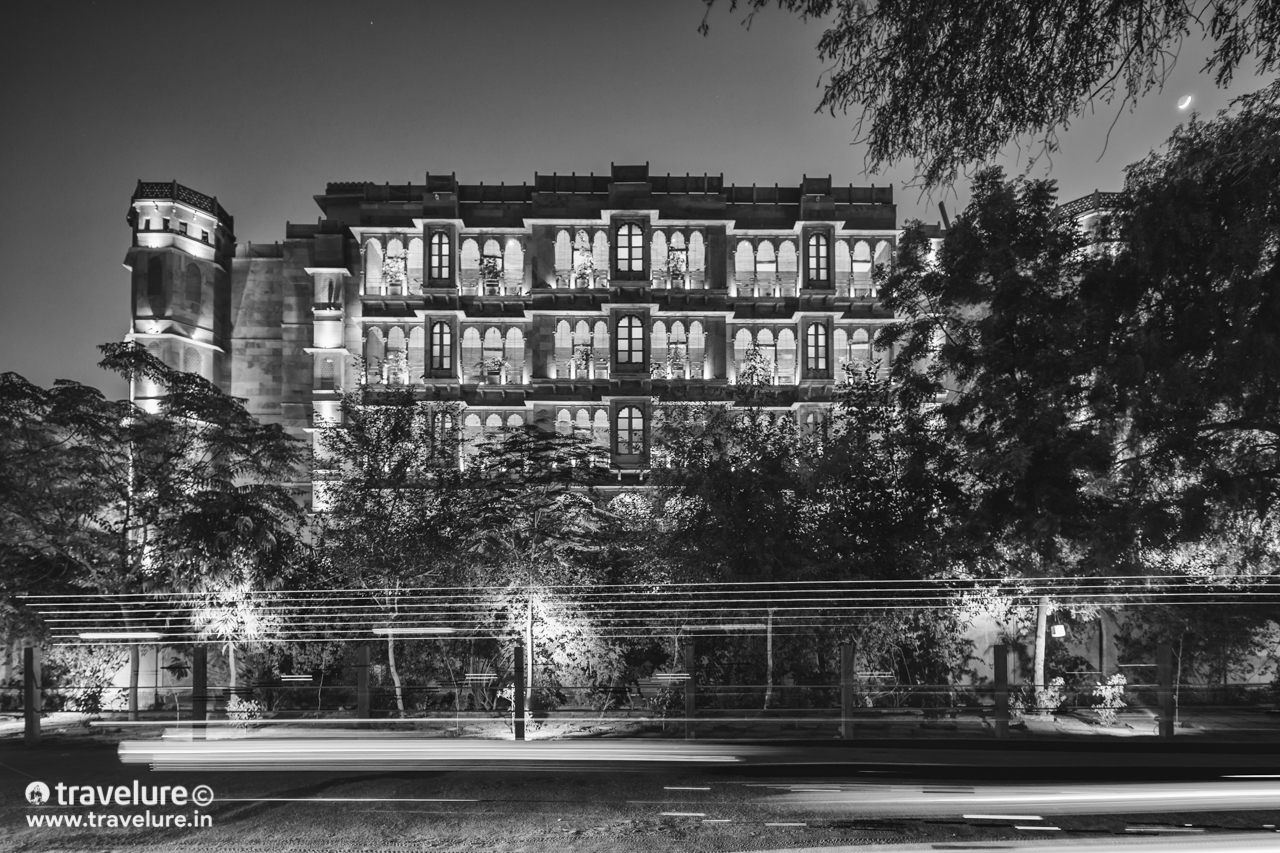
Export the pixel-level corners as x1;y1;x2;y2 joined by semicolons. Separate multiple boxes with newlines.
142;219;151;231
201;230;209;243
429;231;451;281
162;218;171;231
806;323;828;371
615;406;645;456
616;223;643;274
430;322;452;370
806;233;829;284
616;315;644;364
178;222;188;236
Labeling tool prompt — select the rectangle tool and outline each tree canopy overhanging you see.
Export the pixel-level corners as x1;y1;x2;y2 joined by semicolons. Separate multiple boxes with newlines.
700;0;1280;188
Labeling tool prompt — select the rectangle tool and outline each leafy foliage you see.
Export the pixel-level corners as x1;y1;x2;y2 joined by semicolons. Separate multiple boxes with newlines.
701;0;1280;188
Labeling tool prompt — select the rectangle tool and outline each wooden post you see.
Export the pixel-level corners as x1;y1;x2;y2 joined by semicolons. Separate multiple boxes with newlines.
840;642;856;740
994;645;1009;739
1157;642;1175;739
683;642;695;740
356;645;370;720
513;644;526;741
191;645;207;740
23;647;40;746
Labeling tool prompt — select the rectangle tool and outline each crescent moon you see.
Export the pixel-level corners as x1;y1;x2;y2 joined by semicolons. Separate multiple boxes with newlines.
1178;95;1193;110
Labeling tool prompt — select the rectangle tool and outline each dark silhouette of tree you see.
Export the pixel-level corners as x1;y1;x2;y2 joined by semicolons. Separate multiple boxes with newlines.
700;0;1280;188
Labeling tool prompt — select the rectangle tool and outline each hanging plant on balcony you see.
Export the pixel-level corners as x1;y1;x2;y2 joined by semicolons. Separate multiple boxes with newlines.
382;253;407;288
479;256;503;284
478;355;509;375
665;251;688;281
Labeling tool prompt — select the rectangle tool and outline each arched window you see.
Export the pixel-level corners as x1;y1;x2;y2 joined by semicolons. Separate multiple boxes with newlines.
807;233;829;284
430;322;452;370
146;256;164;312
184;263;201;309
616;222;643;274
319;358;335;390
183;346;201;375
616;315;644;364
615;406;645;456
805;323;829;372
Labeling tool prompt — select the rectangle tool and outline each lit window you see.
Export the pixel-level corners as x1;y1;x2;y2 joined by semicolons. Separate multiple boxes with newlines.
615;406;645;456
430;322;452;370
178;222;188;236
616;223;643;273
429;231;451;280
616;315;644;364
807;233;829;283
201;229;209;243
805;324;828;371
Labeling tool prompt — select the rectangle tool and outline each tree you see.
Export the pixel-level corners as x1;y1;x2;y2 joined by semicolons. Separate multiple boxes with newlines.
877;89;1280;696
700;0;1280;188
0;343;306;716
312;385;466;714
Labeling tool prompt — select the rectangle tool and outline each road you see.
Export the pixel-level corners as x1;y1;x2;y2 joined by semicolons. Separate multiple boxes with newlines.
2;731;1278;852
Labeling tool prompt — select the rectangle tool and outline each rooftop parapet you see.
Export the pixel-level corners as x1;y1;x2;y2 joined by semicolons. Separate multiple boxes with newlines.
132;180;234;230
1057;190;1123;221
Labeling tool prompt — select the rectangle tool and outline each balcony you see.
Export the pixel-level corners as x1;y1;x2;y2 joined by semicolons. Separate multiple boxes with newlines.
650;271;709;291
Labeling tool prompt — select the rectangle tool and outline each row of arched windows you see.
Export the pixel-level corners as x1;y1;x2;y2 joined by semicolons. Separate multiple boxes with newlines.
359;230;889;295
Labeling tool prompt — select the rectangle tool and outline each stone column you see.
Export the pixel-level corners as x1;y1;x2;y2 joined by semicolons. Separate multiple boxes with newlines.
1157;643;1175;739
356;645;370;720
840;642;856;740
191;645;207;739
994;645;1010;739
513;644;526;741
23;647;40;746
683;642;695;740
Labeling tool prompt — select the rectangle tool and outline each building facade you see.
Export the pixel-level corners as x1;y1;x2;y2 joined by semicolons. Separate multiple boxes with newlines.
124;165;904;506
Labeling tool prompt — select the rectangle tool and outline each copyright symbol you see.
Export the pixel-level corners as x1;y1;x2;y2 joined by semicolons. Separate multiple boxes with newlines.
192;785;214;807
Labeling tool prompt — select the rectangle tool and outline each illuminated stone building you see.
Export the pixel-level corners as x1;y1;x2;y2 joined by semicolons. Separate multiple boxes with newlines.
123;165;902;506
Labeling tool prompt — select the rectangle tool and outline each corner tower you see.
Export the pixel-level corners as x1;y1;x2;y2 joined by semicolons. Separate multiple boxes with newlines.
123;181;235;408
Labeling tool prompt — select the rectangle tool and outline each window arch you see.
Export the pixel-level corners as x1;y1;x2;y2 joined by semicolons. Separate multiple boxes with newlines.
184;263;201;309
319;358;336;390
616;222;643;274
805;323;828;372
615;406;645;456
430;322;452;370
429;231;451;281
616;315;644;364
183;346;201;375
807;233;829;284
146;256;164;313
364;239;384;294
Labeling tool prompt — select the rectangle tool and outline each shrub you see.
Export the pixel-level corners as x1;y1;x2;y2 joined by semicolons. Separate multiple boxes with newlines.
226;695;264;728
1091;674;1127;725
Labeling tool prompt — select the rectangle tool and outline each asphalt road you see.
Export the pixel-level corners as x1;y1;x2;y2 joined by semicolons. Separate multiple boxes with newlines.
3;734;1279;852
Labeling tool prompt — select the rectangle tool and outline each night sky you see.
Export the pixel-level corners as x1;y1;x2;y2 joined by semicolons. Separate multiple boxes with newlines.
1;1;1272;400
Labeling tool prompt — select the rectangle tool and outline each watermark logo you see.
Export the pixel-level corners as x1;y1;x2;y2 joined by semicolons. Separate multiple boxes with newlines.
26;782;50;806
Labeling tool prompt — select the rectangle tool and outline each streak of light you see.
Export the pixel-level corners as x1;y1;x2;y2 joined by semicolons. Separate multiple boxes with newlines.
966;814;1043;820
77;631;163;640
118;738;762;771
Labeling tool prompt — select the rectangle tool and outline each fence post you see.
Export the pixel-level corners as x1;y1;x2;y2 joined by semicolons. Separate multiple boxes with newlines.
1157;642;1175;739
191;645;207;740
356;645;370;720
683;641;695;740
513;644;525;741
994;645;1009;739
840;642;856;740
23;647;40;746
